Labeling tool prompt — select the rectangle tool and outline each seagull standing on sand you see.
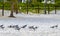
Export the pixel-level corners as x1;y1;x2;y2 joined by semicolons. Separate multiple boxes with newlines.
14;25;20;30
29;26;38;31
0;25;4;29
50;25;58;28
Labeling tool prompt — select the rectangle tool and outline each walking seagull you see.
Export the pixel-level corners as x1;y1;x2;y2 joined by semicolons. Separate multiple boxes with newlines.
0;25;4;29
29;26;38;31
21;25;27;28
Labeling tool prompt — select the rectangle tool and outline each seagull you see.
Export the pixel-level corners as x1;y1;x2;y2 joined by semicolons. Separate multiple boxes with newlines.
15;27;20;30
29;26;38;31
8;25;20;30
0;25;4;29
8;25;14;28
29;26;34;29
14;25;20;30
55;25;58;28
8;25;12;28
33;26;38;31
35;27;38;29
50;26;54;28
50;25;58;28
21;25;27;28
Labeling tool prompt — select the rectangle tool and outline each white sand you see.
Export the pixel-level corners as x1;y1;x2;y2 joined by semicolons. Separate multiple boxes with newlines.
0;10;60;36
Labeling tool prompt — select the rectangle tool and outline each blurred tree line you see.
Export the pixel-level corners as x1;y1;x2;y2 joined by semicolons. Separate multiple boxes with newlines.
0;0;60;17
1;0;60;10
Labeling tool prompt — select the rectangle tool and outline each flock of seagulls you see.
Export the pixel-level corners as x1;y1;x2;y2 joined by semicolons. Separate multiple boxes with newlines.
0;24;38;31
8;25;21;30
0;24;58;31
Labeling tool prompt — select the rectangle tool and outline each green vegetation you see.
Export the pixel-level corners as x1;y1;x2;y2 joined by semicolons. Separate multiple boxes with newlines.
0;0;60;14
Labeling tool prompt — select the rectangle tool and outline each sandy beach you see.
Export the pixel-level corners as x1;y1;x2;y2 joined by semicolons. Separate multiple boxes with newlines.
0;10;60;36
